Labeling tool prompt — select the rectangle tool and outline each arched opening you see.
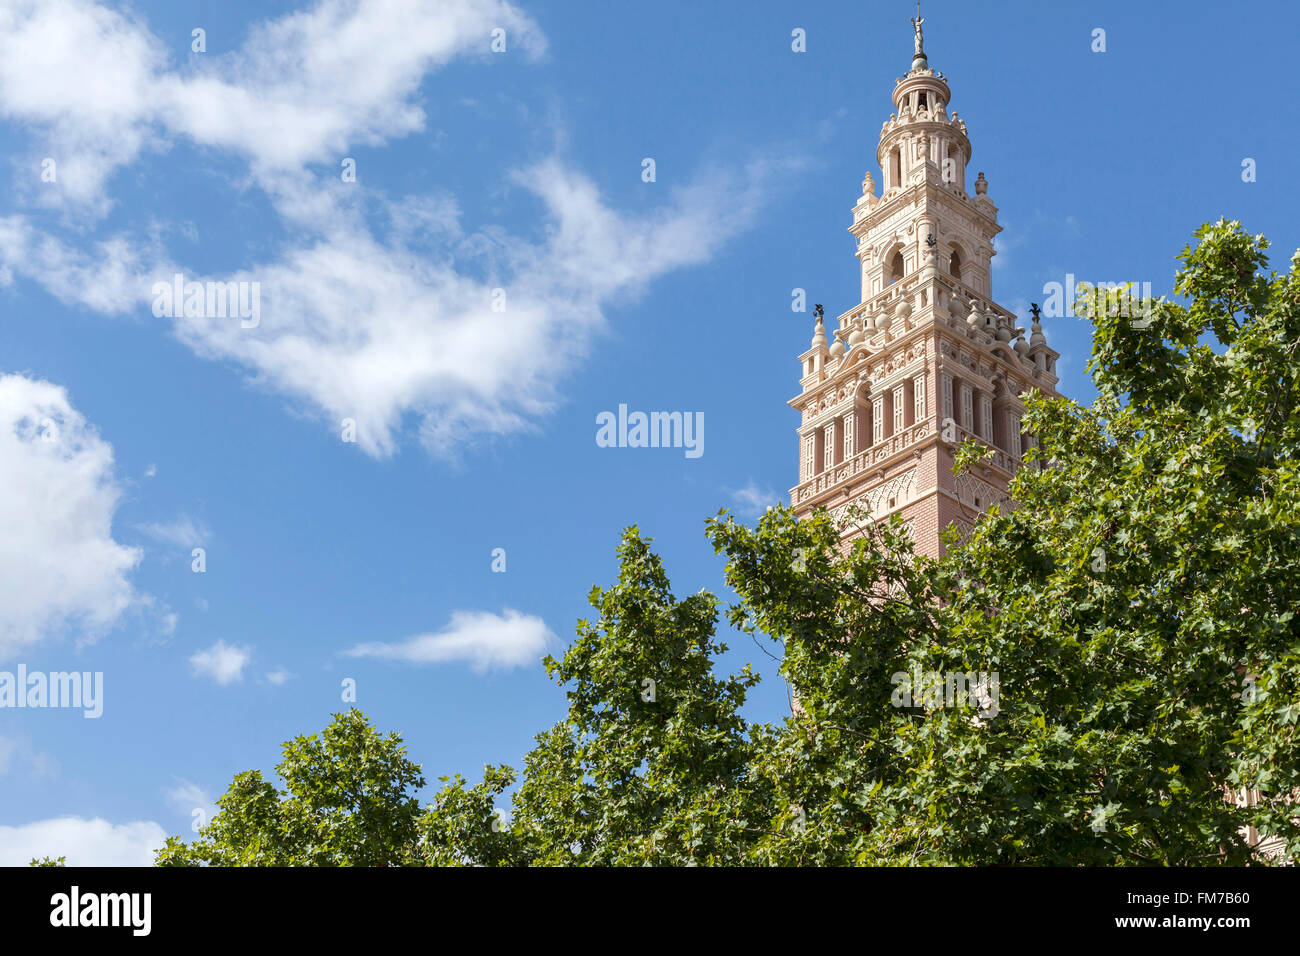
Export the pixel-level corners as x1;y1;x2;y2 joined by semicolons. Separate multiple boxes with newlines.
851;385;873;456
889;251;905;285
949;248;962;278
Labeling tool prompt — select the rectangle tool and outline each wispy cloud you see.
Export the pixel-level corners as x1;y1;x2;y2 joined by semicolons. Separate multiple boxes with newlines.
0;732;58;779
344;609;554;672
164;778;217;829
727;480;781;519
137;515;208;552
0;0;803;459
0;0;547;215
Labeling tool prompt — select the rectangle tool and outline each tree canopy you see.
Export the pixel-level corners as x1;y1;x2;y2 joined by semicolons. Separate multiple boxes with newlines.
156;220;1300;866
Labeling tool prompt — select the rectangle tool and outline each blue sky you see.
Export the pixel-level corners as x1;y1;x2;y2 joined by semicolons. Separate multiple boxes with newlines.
0;0;1296;864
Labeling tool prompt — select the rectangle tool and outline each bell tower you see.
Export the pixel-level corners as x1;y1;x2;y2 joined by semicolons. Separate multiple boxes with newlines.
789;13;1061;557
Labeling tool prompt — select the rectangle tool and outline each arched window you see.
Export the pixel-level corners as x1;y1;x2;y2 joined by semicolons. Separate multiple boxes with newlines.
949;248;962;278
854;386;873;453
889;251;905;285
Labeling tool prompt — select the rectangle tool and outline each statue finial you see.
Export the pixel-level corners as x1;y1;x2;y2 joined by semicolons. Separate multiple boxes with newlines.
911;2;925;58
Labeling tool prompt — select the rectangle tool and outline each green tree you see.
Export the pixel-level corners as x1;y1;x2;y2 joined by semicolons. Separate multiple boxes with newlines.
707;219;1300;865
409;765;521;866
153;221;1300;866
156;709;426;866
705;504;951;864
510;527;764;865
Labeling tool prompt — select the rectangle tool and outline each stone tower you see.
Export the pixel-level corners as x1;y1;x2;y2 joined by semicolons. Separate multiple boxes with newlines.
789;16;1060;557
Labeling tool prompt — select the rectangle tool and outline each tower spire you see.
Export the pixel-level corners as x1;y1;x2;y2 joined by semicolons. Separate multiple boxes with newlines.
911;2;927;70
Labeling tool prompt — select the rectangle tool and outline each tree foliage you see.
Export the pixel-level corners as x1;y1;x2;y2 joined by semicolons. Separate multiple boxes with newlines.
156;221;1299;866
156;708;426;866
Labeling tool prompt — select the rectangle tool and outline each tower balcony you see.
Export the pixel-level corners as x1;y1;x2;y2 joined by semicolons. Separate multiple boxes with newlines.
791;417;1026;511
792;419;931;507
941;420;1027;476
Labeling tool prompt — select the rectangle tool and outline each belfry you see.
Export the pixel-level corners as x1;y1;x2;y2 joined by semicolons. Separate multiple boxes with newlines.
789;13;1061;556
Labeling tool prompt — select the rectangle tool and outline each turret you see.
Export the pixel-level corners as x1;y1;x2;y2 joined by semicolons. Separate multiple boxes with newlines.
797;304;830;390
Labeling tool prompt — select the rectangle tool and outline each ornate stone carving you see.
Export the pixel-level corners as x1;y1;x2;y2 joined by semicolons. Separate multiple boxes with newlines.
792;18;1060;567
955;472;1008;515
830;468;918;528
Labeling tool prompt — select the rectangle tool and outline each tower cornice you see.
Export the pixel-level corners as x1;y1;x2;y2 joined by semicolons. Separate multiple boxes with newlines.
851;180;999;239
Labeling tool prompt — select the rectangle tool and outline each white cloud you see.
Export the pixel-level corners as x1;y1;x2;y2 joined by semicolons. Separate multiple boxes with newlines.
189;640;251;685
265;668;292;685
0;1;801;458
136;515;209;551
158;0;547;175
0;372;142;661
0;0;546;213
344;609;553;672
0;733;58;779
0;817;166;866
728;480;780;519
0;0;166;216
0;151;795;458
0;216;168;311
164;779;217;829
